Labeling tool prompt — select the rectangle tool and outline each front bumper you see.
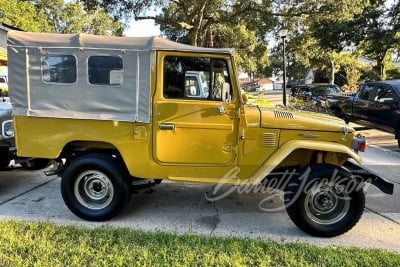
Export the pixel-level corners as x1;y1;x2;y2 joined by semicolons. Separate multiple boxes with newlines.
343;160;394;195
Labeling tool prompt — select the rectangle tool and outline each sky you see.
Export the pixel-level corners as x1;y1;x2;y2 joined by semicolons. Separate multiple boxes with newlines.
124;19;160;37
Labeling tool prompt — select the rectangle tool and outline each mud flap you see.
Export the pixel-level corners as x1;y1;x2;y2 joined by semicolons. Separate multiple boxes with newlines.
343;160;394;195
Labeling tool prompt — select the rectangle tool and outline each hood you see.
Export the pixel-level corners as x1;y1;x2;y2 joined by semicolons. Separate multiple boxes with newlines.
259;107;351;133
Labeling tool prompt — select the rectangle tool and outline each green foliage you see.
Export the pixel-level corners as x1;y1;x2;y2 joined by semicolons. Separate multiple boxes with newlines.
0;0;121;35
343;0;400;80
0;221;399;266
131;0;275;77
386;67;400;80
77;0;399;83
0;0;51;32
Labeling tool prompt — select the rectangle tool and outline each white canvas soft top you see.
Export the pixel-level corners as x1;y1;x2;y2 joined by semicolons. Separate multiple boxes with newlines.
7;31;233;123
7;31;233;54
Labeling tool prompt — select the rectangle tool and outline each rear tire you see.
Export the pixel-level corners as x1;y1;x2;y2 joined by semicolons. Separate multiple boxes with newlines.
61;153;131;221
284;164;365;237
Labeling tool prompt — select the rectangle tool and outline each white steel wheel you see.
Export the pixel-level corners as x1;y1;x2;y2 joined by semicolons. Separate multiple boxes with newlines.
303;182;350;225
74;170;115;210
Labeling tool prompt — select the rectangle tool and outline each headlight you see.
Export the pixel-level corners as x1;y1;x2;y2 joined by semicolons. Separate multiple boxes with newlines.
2;120;14;138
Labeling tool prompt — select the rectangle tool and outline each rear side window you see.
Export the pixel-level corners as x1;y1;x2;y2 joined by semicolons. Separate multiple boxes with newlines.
88;56;123;85
42;55;77;83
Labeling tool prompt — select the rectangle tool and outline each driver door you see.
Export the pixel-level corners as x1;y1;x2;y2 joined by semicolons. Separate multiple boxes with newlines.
153;53;238;166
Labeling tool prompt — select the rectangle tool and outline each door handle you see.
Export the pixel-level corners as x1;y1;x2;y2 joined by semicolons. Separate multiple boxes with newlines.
159;123;175;131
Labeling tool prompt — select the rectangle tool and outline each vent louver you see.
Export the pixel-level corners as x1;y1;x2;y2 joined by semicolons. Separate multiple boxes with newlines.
274;111;294;119
262;133;276;147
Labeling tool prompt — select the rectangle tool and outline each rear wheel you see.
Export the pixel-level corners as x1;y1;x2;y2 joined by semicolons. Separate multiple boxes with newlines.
284;164;365;237
61;153;131;221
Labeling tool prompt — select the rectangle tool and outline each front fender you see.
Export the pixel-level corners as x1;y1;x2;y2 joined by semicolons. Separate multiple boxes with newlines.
249;140;362;184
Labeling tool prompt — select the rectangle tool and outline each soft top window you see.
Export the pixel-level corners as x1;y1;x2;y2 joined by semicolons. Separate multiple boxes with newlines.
42;55;76;84
88;56;123;85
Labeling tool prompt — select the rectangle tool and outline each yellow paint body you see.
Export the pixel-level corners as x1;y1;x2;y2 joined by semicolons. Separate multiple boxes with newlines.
13;50;361;185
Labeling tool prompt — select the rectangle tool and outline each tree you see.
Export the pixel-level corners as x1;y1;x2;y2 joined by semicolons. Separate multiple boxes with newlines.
0;0;51;32
283;0;366;84
76;0;399;83
36;0;121;35
344;0;400;80
0;0;121;35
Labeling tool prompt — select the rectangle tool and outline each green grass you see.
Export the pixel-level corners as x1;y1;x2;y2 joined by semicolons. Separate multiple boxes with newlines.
0;221;399;266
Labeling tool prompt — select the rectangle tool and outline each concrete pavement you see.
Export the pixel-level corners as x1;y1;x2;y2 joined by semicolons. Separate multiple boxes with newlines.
0;144;399;253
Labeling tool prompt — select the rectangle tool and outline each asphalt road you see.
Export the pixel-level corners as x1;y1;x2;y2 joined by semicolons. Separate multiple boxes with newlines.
0;92;399;252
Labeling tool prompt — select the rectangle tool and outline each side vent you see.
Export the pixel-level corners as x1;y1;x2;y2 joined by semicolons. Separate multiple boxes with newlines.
262;133;276;147
274;110;294;119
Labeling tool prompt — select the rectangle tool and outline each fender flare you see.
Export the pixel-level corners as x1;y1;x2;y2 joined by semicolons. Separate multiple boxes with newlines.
250;139;362;184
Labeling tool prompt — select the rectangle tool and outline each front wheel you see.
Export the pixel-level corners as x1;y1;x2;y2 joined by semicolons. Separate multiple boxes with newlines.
61;153;131;221
284;164;365;237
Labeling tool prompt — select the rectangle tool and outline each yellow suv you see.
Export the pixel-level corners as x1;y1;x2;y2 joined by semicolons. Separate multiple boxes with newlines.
8;31;393;237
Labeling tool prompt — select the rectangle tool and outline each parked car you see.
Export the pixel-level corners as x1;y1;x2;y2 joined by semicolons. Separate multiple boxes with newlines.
8;30;393;237
286;80;300;88
184;71;209;99
0;98;15;168
326;80;400;148
290;83;343;107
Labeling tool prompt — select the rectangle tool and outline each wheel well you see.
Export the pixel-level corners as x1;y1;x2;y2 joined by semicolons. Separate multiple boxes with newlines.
276;149;347;170
58;141;127;176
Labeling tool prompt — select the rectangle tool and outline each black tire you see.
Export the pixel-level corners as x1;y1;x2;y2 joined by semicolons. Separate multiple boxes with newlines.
61;153;131;221
284;164;365;237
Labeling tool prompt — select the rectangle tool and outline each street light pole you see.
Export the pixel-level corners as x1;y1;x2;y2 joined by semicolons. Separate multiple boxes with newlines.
278;27;288;106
